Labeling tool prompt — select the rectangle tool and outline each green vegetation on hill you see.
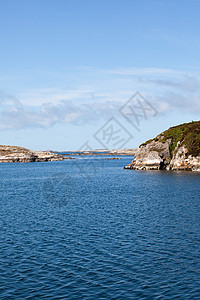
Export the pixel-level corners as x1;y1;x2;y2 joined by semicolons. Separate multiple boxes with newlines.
140;121;200;158
159;121;200;157
140;139;153;147
184;122;200;157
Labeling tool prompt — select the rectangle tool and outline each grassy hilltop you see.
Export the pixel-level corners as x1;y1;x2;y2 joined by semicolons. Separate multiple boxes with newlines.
141;121;200;158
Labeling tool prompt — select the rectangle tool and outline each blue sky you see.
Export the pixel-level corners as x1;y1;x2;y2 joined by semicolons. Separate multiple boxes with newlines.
0;0;200;150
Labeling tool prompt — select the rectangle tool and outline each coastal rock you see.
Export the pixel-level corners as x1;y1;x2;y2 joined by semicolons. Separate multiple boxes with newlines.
125;121;200;172
0;145;64;163
124;139;171;170
167;145;200;171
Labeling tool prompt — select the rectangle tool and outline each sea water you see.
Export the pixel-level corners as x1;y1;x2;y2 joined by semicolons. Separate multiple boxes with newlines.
0;156;199;299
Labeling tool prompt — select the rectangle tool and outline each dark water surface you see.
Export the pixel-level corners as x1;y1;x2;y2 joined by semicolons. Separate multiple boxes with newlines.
0;157;200;299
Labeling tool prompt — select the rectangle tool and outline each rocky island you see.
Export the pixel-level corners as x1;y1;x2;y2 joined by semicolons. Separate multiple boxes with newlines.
0;145;65;163
125;121;200;172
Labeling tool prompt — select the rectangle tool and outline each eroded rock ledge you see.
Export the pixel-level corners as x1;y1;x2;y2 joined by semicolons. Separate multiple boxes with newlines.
124;121;200;172
0;145;65;163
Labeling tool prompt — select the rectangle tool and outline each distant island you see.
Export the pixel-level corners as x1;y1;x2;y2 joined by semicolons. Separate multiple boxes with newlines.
0;146;136;163
57;149;137;156
0;145;65;163
125;121;200;172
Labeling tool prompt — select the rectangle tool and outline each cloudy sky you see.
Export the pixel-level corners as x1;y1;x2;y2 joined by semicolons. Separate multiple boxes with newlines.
0;0;200;150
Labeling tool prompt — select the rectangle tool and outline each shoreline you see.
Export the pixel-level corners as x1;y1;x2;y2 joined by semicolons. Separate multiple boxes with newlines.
0;145;137;163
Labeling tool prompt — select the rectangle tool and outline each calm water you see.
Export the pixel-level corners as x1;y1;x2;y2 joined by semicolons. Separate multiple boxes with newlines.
0;156;200;299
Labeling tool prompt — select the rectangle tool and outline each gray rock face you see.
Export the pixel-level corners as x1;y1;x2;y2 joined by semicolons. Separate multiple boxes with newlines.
166;145;200;171
125;126;200;172
124;137;171;170
0;145;64;163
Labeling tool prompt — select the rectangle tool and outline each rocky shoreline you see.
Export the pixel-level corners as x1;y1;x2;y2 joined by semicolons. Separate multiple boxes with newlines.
125;121;200;172
0;145;137;163
0;145;65;163
59;148;137;156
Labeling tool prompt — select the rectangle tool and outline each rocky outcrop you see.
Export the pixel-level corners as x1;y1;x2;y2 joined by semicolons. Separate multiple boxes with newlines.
125;121;200;172
0;145;64;163
166;144;200;171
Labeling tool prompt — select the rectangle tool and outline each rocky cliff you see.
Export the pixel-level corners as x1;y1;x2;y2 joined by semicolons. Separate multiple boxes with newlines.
125;121;200;172
0;145;64;163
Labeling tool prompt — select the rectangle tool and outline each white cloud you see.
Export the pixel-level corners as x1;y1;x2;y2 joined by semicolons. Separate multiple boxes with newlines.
102;67;185;76
0;94;120;130
137;75;200;92
0;67;199;130
0;91;199;131
150;92;200;115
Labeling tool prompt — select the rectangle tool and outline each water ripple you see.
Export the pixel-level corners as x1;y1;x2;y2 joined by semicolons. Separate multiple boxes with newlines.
0;159;200;299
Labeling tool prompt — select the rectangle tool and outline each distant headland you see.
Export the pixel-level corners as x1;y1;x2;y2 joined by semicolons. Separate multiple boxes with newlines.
0;146;136;163
0;145;65;163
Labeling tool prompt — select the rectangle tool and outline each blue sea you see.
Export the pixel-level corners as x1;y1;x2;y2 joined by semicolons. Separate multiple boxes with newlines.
0;156;200;299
